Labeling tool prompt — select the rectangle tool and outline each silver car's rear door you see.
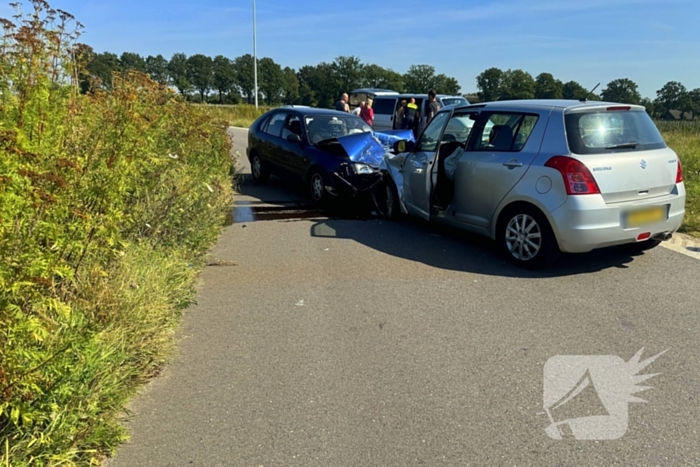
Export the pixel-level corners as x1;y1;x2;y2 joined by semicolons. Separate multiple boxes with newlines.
452;110;549;228
402;111;452;219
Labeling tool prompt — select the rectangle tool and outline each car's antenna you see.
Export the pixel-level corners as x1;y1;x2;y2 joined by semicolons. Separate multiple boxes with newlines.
580;83;600;102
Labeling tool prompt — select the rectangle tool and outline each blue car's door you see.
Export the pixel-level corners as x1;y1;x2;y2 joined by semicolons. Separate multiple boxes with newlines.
279;114;311;178
258;111;289;175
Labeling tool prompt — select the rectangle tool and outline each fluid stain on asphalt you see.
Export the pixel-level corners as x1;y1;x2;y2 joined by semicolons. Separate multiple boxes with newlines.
225;203;379;225
226;205;324;225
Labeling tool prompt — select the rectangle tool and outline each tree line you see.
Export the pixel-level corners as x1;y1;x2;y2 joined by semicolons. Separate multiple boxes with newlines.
474;68;700;119
76;46;698;119
76;47;461;108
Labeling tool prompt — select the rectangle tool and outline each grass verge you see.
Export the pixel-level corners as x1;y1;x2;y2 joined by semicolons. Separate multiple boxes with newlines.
0;2;236;465
665;130;699;236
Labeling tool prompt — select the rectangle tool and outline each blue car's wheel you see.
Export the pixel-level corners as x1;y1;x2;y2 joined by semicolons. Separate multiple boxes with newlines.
308;169;327;204
250;151;269;183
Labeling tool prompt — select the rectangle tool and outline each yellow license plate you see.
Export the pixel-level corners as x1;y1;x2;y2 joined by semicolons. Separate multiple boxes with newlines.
626;207;665;227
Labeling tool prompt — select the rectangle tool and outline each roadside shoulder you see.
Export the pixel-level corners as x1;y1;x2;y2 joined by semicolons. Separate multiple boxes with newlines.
661;232;700;260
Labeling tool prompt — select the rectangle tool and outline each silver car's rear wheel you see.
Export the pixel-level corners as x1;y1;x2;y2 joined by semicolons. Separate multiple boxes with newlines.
499;205;559;269
505;214;542;261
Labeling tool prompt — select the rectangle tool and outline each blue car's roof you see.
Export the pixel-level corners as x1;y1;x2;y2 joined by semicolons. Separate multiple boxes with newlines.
271;107;361;117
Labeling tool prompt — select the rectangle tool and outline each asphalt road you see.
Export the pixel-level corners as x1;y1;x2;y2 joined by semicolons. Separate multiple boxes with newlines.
107;127;700;466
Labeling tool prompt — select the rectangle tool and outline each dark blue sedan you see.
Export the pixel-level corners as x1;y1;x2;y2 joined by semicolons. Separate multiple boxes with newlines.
246;106;414;203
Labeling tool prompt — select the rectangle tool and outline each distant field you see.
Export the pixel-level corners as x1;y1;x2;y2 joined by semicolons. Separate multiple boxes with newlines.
198;104;699;236
194;103;272;128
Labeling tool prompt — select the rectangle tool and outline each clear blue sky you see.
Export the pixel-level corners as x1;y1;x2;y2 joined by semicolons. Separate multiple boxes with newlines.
2;0;698;98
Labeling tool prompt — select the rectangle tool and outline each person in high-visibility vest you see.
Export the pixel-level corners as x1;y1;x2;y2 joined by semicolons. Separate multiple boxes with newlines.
403;98;418;132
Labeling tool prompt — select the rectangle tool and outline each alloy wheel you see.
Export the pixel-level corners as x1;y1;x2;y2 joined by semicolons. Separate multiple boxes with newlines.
252;155;262;179
505;213;542;261
311;173;324;202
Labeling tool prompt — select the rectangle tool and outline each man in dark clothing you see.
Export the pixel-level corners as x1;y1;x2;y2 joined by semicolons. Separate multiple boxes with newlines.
404;98;419;135
426;89;441;123
335;93;350;112
416;90;442;137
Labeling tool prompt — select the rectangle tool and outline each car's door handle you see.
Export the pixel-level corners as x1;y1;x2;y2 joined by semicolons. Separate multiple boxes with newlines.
503;160;523;168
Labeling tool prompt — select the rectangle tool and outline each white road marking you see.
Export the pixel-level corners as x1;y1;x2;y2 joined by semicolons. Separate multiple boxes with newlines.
660;232;700;261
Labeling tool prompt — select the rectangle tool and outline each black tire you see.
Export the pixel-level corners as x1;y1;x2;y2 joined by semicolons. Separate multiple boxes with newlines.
497;205;560;269
307;168;328;205
250;151;269;183
377;176;400;220
619;238;663;254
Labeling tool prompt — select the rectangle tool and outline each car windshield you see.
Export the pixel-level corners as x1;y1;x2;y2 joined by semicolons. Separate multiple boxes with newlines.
565;110;667;154
441;97;468;107
305;115;372;145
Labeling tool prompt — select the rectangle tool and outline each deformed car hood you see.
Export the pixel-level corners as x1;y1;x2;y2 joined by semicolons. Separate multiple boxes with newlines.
316;129;415;167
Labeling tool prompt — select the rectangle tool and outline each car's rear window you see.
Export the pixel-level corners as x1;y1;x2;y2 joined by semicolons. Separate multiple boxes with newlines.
565;110;666;154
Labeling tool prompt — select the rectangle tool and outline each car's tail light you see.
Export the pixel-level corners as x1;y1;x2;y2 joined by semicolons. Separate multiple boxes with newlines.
606;106;631;111
545;156;601;195
676;158;683;183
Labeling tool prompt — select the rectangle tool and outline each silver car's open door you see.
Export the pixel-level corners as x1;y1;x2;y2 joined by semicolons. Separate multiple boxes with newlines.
402;111;452;219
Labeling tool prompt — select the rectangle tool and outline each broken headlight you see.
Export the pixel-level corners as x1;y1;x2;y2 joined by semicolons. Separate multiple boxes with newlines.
351;163;377;175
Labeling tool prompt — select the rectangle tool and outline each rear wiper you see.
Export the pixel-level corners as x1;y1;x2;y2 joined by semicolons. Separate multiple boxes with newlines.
606;141;639;149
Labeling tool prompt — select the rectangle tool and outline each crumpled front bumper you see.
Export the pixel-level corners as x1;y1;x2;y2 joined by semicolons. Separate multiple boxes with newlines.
326;130;415;199
327;163;383;198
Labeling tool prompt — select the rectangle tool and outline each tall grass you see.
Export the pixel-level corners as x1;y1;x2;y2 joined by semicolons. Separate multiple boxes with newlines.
0;2;234;465
655;119;700;135
664;130;700;236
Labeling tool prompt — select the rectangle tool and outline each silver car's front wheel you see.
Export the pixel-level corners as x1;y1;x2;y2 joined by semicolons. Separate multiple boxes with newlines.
505;214;542;261
499;206;559;269
379;177;400;219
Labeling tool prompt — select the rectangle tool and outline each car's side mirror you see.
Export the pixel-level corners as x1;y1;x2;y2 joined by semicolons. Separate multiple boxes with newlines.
393;140;415;153
286;134;302;144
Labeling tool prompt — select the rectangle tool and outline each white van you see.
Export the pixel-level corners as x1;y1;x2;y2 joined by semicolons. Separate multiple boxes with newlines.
371;94;470;131
348;88;399;111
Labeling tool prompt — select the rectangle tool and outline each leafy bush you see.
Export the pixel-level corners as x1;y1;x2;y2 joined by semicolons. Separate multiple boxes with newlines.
0;2;234;465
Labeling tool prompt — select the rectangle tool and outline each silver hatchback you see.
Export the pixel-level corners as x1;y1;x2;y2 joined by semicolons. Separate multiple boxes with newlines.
379;99;686;268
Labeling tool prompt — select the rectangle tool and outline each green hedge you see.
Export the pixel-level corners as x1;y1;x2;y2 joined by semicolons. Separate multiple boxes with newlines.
0;3;234;465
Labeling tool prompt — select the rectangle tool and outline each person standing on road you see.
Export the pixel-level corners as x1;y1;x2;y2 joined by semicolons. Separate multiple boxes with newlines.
335;93;350;112
416;90;441;137
360;98;374;126
404;98;419;135
394;99;407;130
426;89;441;123
352;101;364;116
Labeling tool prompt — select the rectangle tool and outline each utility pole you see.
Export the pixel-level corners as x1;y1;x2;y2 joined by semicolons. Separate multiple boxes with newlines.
253;0;258;109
